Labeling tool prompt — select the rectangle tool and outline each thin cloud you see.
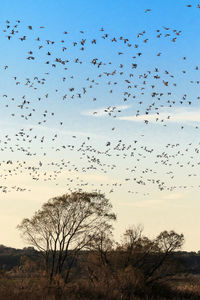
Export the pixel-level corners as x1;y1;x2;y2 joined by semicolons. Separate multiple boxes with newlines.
162;193;183;200
82;105;131;117
118;107;200;124
0;121;103;138
30;125;103;138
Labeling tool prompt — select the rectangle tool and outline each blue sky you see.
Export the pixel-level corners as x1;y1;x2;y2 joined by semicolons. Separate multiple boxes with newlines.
1;0;200;250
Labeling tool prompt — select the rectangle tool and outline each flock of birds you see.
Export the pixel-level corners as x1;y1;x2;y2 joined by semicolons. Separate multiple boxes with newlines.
1;4;200;198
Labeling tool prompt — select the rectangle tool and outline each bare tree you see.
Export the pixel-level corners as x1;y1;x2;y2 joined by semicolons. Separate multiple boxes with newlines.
17;192;116;283
118;226;185;287
145;230;185;283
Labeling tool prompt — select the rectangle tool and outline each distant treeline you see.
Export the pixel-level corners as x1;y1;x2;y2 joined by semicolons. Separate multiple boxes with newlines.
0;245;38;270
1;244;200;274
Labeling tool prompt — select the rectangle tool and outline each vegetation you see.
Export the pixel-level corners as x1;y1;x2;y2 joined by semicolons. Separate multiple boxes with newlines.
0;192;199;299
17;192;116;284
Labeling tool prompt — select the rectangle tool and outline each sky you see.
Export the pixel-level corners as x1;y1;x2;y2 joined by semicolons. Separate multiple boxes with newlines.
1;0;200;251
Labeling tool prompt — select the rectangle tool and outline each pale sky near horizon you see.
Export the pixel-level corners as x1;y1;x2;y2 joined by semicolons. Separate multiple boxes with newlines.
1;0;200;251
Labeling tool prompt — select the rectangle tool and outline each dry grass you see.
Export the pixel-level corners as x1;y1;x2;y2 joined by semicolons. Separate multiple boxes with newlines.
0;272;200;299
165;274;200;299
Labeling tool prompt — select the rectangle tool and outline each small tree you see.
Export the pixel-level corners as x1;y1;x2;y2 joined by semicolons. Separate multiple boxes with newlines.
17;192;116;283
145;230;185;282
117;226;185;294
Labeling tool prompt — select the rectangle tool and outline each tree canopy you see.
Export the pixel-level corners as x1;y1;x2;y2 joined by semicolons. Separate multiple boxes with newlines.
17;192;116;282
